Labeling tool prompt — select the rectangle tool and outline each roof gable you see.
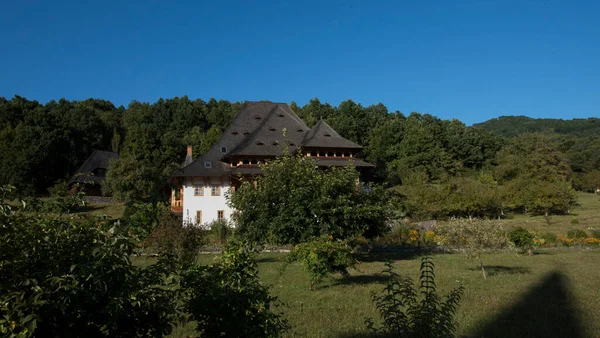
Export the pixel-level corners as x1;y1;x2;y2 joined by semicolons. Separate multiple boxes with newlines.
302;119;362;149
68;150;119;184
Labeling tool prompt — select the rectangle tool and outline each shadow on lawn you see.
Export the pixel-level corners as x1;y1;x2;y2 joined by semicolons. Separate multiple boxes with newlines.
256;256;281;263
467;265;531;277
472;271;584;338
355;249;428;263
334;273;391;286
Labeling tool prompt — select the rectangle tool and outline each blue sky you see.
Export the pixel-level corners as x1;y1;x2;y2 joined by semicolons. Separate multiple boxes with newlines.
1;0;598;125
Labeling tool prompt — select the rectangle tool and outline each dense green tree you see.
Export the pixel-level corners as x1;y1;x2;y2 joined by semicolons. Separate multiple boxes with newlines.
229;153;388;244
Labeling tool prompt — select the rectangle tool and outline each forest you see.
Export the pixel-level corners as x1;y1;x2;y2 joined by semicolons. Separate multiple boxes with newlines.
1;95;598;219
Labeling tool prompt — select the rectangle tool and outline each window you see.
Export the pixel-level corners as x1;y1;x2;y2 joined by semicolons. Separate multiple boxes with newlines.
232;131;239;135
196;210;202;224
256;141;264;146
310;151;317;157
194;185;203;196
221;146;227;153
324;133;331;137
204;161;212;168
217;210;224;221
211;185;221;196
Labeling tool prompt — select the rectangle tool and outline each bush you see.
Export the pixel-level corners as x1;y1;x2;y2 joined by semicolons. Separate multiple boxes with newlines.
590;229;600;239
209;219;233;245
123;202;170;240
285;237;355;290
47;180;70;197
0;197;179;337
567;229;587;239
437;219;510;280
366;257;464;338
509;227;535;255
143;212;207;267
541;232;557;245
181;240;289;337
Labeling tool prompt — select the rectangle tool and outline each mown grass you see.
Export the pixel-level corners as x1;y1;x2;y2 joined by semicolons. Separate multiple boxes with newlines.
503;192;600;235
157;249;600;338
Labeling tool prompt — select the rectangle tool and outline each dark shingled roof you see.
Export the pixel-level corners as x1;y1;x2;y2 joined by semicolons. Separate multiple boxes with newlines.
68;150;119;185
171;102;373;177
302;119;363;149
225;104;309;157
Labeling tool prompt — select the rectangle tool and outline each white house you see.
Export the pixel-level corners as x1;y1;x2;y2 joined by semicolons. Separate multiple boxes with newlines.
169;101;374;226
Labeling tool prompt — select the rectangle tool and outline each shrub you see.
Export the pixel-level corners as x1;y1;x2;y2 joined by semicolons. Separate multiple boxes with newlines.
209;219;233;245
567;229;587;239
181;240;289;337
143;212;207;267
366;257;464;338
590;229;600;239
122;202;170;240
47;180;70;197
0;197;179;337
509;227;535;255
285;237;355;290
541;232;557;245
437;219;510;280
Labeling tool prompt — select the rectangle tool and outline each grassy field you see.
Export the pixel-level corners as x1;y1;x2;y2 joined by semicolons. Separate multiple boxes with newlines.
157;249;600;338
502;192;600;235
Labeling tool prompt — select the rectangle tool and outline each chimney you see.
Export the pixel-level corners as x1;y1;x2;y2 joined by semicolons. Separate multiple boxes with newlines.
184;145;193;166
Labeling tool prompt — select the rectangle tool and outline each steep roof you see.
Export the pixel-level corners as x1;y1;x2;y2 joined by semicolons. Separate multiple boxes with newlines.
225;104;309;157
302;119;363;149
68;150;119;185
171;102;373;178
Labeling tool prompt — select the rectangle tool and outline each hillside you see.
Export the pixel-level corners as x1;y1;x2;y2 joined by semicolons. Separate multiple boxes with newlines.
473;116;600;138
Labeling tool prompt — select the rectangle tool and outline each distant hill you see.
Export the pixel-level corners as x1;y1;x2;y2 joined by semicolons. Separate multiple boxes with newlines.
473;116;600;138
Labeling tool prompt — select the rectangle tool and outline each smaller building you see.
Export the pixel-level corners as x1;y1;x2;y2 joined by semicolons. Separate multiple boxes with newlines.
68;150;119;196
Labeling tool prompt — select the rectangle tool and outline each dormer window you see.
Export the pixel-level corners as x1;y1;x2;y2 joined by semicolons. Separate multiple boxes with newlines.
324;134;331;137
204;161;212;168
243;132;250;136
232;131;239;136
256;141;264;146
220;146;227;153
289;143;296;147
272;141;279;146
297;129;303;133
269;127;276;132
278;113;285;117
254;116;262;120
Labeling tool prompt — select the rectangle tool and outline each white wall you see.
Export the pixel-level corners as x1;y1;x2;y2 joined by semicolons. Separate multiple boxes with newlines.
182;176;233;227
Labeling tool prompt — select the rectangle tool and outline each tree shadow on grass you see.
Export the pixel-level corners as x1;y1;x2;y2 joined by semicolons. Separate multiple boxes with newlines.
75;205;103;213
467;265;531;277
472;271;584;338
334;273;391;286
256;256;281;263
355;249;428;263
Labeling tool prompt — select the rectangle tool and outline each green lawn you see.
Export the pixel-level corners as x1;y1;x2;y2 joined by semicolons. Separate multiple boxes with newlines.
155;249;600;338
502;192;600;235
79;202;125;219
